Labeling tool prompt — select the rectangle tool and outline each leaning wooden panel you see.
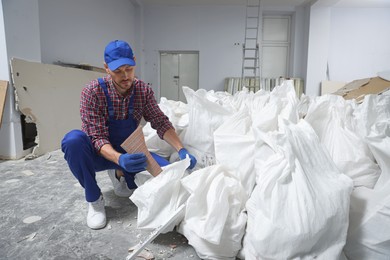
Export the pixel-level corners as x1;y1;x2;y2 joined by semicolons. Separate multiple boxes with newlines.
11;58;105;157
0;80;8;127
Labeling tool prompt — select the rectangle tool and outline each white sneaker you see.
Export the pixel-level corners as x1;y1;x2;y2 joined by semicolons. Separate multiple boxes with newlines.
87;195;106;229
107;169;134;197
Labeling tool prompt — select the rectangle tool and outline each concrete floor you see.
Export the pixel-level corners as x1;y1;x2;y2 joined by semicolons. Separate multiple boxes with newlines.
0;149;201;260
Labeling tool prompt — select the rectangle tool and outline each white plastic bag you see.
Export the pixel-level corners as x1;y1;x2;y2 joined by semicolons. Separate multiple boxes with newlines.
143;97;189;158
344;94;390;259
354;94;390;189
130;157;190;231
243;119;353;259
181;87;234;167
178;165;248;259
305;94;380;188
251;80;299;133
214;108;256;196
344;185;390;259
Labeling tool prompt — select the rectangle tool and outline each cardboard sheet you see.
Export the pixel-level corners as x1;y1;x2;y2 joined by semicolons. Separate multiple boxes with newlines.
334;77;390;103
0;80;8;127
11;58;105;157
121;125;162;177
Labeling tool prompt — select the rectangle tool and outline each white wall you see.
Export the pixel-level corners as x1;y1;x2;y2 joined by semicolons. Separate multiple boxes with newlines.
143;5;245;94
0;0;41;159
304;4;390;95
38;0;141;75
0;1;8;80
328;7;390;82
0;0;141;158
305;6;331;96
291;5;309;82
143;4;307;95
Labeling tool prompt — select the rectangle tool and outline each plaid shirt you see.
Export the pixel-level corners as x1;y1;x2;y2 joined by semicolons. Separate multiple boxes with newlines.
80;75;173;152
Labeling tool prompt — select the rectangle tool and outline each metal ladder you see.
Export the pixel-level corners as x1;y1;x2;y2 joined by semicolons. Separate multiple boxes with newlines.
241;0;262;92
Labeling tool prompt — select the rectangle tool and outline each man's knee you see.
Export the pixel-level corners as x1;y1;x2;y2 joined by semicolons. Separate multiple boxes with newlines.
61;130;89;152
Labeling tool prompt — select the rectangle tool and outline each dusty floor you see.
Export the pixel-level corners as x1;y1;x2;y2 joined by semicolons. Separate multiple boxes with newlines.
0;149;201;260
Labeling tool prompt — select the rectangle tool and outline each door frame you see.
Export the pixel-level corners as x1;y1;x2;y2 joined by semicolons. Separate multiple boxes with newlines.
159;50;199;101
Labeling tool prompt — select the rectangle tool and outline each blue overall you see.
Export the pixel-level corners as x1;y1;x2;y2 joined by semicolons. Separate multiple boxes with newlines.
61;78;169;202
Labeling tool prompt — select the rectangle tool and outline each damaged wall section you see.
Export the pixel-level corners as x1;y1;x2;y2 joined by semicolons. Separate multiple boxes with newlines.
11;58;105;158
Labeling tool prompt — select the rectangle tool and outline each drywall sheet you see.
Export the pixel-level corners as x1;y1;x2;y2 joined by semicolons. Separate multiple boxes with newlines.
321;81;346;95
0;80;8;127
11;58;105;157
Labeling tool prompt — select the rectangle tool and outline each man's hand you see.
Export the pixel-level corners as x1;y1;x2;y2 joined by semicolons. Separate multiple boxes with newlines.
178;148;197;169
118;153;147;173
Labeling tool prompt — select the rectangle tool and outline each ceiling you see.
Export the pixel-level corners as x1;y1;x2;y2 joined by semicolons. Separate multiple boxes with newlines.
140;0;390;8
140;0;308;7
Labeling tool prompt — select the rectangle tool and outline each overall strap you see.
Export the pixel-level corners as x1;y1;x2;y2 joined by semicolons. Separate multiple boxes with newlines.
97;78;115;119
128;89;134;116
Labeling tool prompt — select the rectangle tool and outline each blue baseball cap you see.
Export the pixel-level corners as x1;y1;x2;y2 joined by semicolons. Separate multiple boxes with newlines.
104;40;136;71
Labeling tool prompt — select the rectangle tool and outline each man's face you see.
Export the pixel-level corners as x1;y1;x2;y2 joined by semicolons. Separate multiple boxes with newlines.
106;64;135;95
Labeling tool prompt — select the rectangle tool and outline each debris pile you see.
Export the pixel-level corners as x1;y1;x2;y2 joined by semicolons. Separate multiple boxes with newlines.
132;81;390;259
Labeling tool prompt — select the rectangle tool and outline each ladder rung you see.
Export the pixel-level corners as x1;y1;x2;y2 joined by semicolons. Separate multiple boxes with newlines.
244;57;257;60
244;48;258;50
247;16;259;19
247;5;260;7
245;37;257;39
244;66;259;69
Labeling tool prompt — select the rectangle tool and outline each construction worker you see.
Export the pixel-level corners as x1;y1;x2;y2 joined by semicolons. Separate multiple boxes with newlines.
61;40;196;229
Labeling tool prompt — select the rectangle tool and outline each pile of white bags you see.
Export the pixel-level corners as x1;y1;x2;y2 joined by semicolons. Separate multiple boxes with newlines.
343;94;390;259
129;81;390;260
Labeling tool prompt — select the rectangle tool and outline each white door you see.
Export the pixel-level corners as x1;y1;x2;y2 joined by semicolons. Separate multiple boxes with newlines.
261;15;291;78
160;52;199;102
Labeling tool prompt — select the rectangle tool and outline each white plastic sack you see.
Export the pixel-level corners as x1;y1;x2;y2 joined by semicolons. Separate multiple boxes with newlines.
322;108;380;188
230;87;269;113
242;119;353;259
344;94;390;259
143;97;189;158
305;94;380;188
214;108;256;196
344;185;390;259
354;94;390;189
249;81;300;177
142;122;174;158
366;121;390;189
178;165;248;260
181;87;234;167
269;80;300;124
130;157;190;231
251;80;299;133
